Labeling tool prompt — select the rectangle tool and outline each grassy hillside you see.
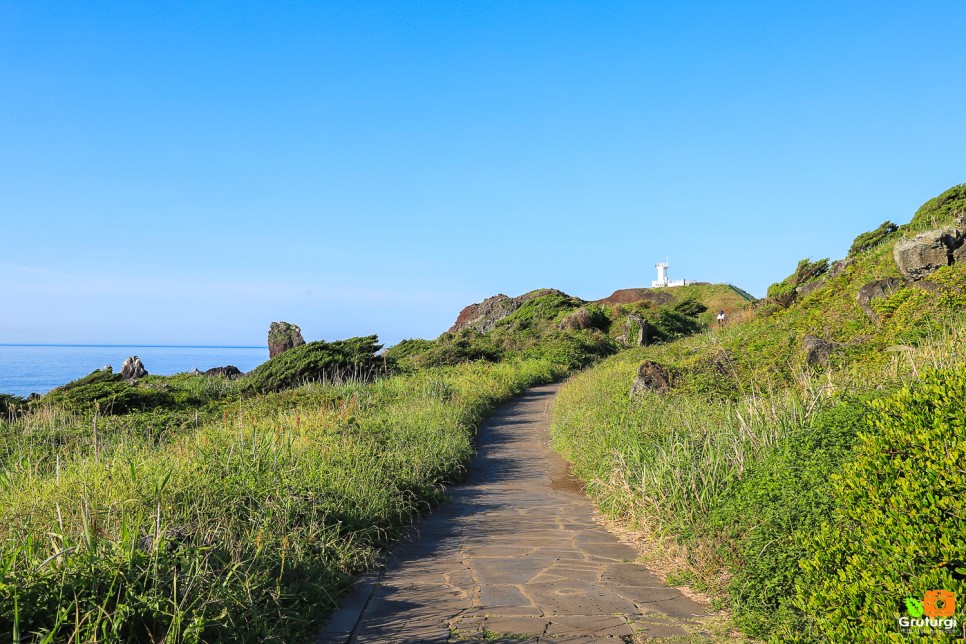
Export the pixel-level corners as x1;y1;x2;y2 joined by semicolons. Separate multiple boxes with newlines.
388;282;754;371
550;184;966;642
0;359;564;642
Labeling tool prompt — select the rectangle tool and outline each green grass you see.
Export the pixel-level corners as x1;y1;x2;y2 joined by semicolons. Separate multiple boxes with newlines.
550;183;966;642
0;358;564;642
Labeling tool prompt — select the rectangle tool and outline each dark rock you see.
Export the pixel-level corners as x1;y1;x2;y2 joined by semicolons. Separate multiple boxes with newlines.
449;294;521;333
796;278;826;298
954;243;966;265
855;278;903;323
203;365;244;379
630;360;670;395
827;258;854;279
803;335;841;367
268;321;306;358
191;368;202;375
120;356;147;380
893;228;965;281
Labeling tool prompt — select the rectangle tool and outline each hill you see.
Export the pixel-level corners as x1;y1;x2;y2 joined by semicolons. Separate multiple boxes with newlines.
550;183;966;642
387;282;755;371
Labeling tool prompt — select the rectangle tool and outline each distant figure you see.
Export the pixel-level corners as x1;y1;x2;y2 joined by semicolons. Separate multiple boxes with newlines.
717;310;726;327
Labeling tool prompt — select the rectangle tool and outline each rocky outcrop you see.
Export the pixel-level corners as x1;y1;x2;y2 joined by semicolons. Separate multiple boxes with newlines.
450;295;520;333
827;258;854;279
203;365;244;379
616;316;648;347
630;360;670;395
268;321;306;358
796;278;826;298
856;278;903;322
893;228;965;281
120;356;147;380
802;335;841;367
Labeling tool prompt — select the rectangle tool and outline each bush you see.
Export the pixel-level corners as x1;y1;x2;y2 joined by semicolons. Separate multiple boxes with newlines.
909;183;966;231
40;369;175;415
766;280;797;308
244;335;386;393
709;401;868;640
848;220;899;256
794;367;966;642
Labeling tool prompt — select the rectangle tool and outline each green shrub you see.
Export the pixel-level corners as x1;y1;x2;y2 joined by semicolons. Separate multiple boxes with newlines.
496;291;583;331
673;297;709;317
0;394;27;419
40;369;175;415
244;335;385;393
709;401;869;640
794;367;966;642
909;183;966;232
791;258;829;286
766;280;797;309
848;221;899;256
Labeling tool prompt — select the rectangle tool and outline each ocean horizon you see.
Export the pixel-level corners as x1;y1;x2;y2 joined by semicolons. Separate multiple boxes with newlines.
0;344;269;398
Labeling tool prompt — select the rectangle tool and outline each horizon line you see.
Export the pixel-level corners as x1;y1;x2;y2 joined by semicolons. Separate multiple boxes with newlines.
0;343;265;349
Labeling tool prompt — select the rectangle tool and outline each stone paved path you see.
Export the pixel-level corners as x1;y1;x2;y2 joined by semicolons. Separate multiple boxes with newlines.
319;383;713;643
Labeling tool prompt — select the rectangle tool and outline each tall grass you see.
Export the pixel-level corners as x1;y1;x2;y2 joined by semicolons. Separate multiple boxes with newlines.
551;315;966;596
0;358;563;642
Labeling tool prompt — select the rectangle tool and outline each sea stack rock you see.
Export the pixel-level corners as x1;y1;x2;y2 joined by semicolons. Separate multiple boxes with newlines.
120;356;147;380
268;321;306;358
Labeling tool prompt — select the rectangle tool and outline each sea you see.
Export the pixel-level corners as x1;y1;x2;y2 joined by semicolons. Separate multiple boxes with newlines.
0;345;268;398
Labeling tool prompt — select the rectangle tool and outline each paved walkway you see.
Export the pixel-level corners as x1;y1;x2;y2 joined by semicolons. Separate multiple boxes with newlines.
319;383;713;643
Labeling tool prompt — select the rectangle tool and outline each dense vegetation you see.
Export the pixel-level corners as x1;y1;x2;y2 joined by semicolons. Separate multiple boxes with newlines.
551;184;966;642
0;359;564;642
6;182;962;642
0;273;737;641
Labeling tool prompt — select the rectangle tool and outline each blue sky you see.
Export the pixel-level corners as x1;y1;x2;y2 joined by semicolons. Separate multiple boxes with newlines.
2;1;965;346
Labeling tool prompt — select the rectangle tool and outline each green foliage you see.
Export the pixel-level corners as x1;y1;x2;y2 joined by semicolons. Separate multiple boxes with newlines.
496;291;582;331
40;369;176;415
794;367;966;642
244;335;385;393
672;297;709;317
849;220;899;256
766;280;797;308
791;257;829;286
711;401;869;640
0;394;27;419
0;358;565;642
408;329;502;368
909;182;966;231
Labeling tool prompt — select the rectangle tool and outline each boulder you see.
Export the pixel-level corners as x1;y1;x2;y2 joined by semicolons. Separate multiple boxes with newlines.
120;356;147;380
827;258;854;279
630;360;670;395
802;335;840;367
268;321;306;358
893;228;965;281
449;294;520;333
796;278;826;298
855;278;903;322
203;365;244;379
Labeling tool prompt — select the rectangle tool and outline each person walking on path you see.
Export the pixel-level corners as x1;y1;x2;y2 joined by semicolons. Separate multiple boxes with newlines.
717;309;726;327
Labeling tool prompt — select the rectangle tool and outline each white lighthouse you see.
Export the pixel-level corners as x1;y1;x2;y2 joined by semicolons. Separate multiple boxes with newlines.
652;261;688;288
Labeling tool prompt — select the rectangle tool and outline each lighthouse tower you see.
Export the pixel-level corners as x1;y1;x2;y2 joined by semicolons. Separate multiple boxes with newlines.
652;261;687;288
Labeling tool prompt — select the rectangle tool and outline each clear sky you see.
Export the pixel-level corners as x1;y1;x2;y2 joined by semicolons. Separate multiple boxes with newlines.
2;1;965;347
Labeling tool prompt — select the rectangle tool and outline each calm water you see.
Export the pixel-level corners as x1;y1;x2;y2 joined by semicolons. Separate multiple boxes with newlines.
0;345;268;397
